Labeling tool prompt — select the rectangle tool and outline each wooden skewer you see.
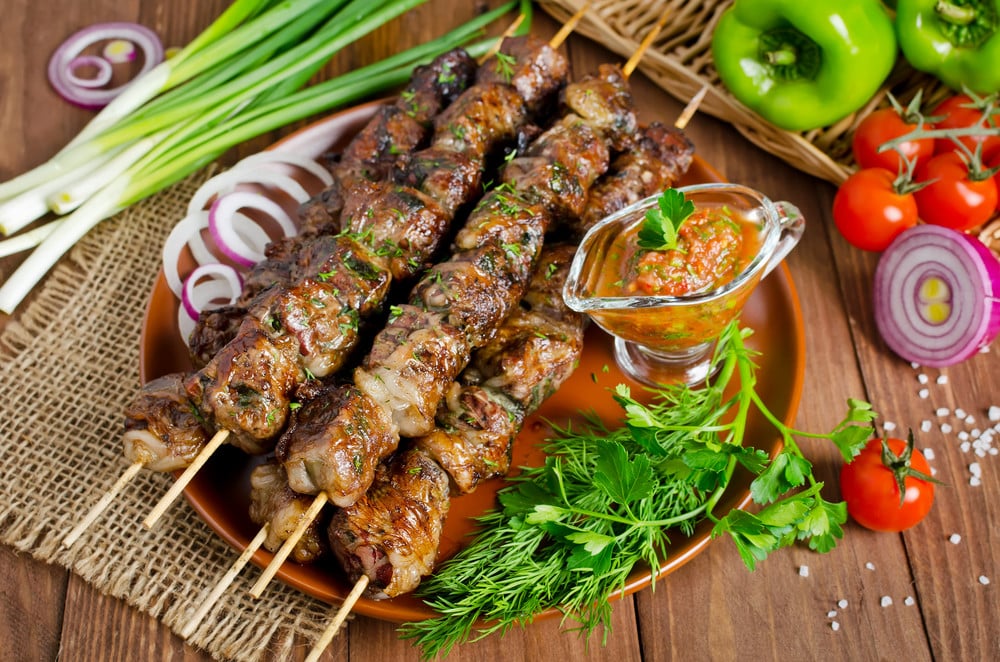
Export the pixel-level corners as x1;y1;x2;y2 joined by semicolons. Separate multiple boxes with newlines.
248;491;328;598
142;428;230;529
622;7;671;79
674;84;709;130
549;3;590;49
180;524;269;640
303;575;370;662
62;461;144;548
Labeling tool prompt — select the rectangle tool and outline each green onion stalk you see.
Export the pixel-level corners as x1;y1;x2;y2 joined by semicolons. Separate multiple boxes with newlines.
0;0;529;314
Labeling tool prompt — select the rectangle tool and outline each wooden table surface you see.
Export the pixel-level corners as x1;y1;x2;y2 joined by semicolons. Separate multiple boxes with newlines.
2;1;998;660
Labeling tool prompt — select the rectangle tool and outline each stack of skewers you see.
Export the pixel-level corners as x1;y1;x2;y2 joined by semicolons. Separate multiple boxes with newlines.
65;7;705;658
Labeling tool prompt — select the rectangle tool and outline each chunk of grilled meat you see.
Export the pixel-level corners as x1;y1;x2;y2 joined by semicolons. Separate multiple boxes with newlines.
327;447;450;600
249;461;328;564
275;382;397;505
122;373;211;472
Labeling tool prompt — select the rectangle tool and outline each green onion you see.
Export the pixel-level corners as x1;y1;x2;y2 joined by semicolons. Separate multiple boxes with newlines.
0;0;528;314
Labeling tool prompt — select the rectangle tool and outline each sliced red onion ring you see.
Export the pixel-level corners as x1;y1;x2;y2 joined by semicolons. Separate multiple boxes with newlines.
66;55;112;89
102;38;137;63
48;22;164;109
162;211;211;298
236;151;335;188
181;263;243;321
874;225;1000;367
208;191;297;267
187;168;312;215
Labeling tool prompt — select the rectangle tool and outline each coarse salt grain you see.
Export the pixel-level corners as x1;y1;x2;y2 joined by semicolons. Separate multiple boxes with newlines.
970;462;982;476
918;388;930;399
918;374;929;384
881;596;893;607
921;420;932;432
936;375;948;385
961;441;972;453
971;476;982;487
884;421;897;432
956;408;967;419
941;423;953;434
924;448;935;461
831;621;841;631
866;562;876;571
904;596;915;606
910;361;921;369
799;565;809;577
827;610;838;618
965;415;976;425
950;533;962;544
837;599;848;609
959;431;970;441
980;576;991;586
989;406;1000;422
936;407;950;417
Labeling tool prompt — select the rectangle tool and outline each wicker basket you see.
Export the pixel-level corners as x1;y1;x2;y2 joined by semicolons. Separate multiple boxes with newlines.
537;0;956;186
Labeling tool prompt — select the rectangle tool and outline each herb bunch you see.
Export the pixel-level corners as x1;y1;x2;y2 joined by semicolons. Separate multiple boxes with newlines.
400;322;876;658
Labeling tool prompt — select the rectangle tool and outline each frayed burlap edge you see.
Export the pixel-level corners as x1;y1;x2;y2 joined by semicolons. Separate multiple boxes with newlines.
0;168;341;662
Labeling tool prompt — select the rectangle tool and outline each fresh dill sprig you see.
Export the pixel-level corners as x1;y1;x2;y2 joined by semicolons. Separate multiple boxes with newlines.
400;321;876;658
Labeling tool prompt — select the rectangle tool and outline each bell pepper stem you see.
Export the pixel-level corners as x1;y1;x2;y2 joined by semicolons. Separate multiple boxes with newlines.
936;0;978;26
765;48;797;66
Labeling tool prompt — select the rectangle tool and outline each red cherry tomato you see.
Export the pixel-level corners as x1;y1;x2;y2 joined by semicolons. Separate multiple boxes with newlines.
914;152;998;232
931;94;1000;157
833;168;919;252
840;436;936;532
986;144;1000;213
852;108;935;173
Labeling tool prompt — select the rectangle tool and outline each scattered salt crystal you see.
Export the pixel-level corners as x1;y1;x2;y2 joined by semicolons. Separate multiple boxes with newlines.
959;431;970;441
950;533;962;544
884;421;897;432
936;407;950;417
936;375;949;385
904;596;915;606
831;621;841;631
866;562;876;571
989;406;1000;422
917;374;929;384
970;462;982;476
970;476;982;487
960;441;971;453
837;599;848;609
971;428;981;438
965;415;976;425
921;420;932;432
924;448;935;461
941;423;953;434
979;576;991;586
910;361;921;369
881;596;893;607
931;467;938;476
827;610;838;618
918;388;930;399
799;565;809;577
990;448;998;456
956;408;967;419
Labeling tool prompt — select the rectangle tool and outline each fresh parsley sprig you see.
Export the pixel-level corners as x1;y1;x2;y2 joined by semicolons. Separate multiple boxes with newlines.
636;187;695;251
400;321;875;658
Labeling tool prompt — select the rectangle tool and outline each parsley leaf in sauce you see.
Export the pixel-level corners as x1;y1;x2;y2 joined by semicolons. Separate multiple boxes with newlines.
636;187;695;251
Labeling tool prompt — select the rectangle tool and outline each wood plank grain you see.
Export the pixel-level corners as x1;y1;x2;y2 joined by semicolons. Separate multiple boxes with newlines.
0;547;66;662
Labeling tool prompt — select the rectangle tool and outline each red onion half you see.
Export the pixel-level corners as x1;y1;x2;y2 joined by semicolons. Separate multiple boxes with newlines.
874;225;1000;367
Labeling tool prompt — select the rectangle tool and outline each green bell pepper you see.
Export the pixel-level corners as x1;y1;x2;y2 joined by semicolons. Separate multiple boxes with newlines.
711;0;898;131
896;0;1000;94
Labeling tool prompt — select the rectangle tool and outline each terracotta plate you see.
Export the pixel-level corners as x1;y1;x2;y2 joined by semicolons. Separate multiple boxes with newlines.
139;102;806;623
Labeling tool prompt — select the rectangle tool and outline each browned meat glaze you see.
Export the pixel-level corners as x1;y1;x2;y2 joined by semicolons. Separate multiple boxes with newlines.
327;446;450;600
576;121;695;234
122;373;210;472
275;381;397;506
328;247;584;599
249;461;328;564
475;34;569;114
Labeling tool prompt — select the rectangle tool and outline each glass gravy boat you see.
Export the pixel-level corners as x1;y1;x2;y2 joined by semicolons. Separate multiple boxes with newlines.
563;183;804;386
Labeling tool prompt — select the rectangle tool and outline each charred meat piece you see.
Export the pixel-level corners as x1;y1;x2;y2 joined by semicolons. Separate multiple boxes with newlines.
185;318;304;455
475;34;569;114
122;373;211;472
276;382;397;505
354;305;471;438
390;147;481;218
249;461;328;564
431;83;528;159
561;64;638;151
577;122;695;233
328;447;450;600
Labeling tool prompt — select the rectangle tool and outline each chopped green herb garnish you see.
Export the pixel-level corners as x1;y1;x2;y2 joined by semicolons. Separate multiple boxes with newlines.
637;188;696;251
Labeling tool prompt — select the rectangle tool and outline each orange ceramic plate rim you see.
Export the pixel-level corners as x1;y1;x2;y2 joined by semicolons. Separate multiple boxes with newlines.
138;102;806;624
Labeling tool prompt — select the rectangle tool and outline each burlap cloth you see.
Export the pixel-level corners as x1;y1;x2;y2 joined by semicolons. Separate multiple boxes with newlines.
0;169;335;661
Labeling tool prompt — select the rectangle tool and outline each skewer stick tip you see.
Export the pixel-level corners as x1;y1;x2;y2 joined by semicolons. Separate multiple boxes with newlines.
623;8;671;78
142;429;229;530
549;3;591;50
63;461;145;548
248;491;329;599
304;575;370;662
674;85;710;130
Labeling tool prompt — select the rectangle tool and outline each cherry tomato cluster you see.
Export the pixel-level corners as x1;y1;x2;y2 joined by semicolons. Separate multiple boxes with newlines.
834;93;1000;252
